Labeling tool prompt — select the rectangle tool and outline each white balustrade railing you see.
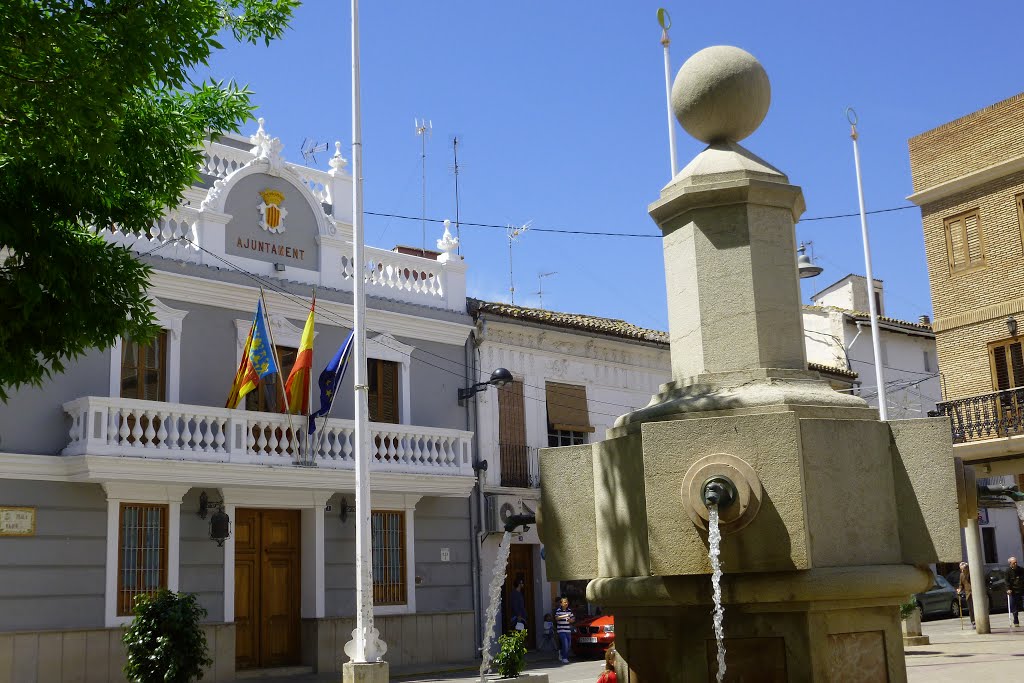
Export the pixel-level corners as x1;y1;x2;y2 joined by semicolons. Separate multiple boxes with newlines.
294;166;332;205
63;396;474;476
199;141;253;180
341;246;446;304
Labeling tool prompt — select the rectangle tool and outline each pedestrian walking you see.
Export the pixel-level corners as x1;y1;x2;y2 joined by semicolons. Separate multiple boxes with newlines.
554;596;575;664
1005;556;1024;627
957;561;974;626
597;647;618;683
511;578;528;633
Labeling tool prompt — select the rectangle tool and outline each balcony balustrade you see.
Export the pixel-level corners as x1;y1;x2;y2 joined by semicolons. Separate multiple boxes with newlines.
934;386;1024;444
498;442;540;489
63;396;474;477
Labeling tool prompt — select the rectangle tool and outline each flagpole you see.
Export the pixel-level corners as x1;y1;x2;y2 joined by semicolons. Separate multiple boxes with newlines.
306;290;317;465
344;0;387;670
846;107;888;421
259;289;302;463
658;8;678;179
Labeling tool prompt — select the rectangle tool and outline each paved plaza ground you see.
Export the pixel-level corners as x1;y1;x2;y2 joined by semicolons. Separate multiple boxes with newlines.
261;616;1024;682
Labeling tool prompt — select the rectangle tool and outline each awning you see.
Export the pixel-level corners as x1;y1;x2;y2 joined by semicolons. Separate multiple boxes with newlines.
545;382;595;433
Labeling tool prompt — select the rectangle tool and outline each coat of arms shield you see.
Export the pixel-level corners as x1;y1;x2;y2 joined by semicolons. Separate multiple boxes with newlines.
257;189;288;234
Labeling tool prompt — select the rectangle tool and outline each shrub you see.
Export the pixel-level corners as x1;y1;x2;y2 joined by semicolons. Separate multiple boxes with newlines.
494;628;528;679
899;597;919;620
123;589;212;683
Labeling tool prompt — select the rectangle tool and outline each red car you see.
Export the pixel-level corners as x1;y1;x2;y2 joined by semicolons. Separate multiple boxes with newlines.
571;615;615;656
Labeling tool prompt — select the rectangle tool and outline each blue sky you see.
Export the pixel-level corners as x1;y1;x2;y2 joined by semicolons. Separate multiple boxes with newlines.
197;0;1022;331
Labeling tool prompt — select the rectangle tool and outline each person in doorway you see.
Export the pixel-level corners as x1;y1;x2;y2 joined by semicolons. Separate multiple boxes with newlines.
597;647;618;683
554;596;575;664
511;578;528;634
957;561;974;626
541;613;555;654
1005;556;1024;626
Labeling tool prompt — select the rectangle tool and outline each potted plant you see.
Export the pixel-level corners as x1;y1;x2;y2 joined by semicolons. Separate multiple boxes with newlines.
492;630;549;682
123;589;212;683
899;597;929;646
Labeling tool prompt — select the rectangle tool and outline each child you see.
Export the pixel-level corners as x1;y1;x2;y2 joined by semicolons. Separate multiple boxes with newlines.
597;647;618;683
541;613;555;653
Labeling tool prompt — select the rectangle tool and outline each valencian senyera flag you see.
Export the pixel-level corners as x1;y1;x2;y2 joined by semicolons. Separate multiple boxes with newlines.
284;298;315;415
226;299;278;409
308;331;355;434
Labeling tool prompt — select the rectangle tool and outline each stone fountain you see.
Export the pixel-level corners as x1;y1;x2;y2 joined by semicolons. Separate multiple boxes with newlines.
538;46;961;682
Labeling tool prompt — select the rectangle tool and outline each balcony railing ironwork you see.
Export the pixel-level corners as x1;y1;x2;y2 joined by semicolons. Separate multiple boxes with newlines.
63;396;474;476
934;386;1024;444
498;442;540;489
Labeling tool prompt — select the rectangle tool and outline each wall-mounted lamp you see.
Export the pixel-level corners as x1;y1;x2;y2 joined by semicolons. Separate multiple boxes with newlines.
198;491;231;547
1008;316;1018;338
458;368;513;402
338;496;357;524
472;459;489;473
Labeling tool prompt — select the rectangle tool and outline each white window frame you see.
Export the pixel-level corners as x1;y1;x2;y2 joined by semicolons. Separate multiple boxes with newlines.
371;493;421;615
102;483;189;627
109;298;188;403
366;333;414;425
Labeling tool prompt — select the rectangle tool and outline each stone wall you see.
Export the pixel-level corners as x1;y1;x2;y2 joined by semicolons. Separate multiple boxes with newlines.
909;92;1024;192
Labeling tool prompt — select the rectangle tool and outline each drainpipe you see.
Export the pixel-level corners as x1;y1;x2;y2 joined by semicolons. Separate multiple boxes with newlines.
465;330;483;657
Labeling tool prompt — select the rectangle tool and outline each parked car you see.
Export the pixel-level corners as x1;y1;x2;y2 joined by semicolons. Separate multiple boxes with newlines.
571;615;614;656
914;574;958;619
943;567;1009;614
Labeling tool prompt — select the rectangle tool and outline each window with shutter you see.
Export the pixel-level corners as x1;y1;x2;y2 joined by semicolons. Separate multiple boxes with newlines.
545;382;593;448
368;359;399;424
121;331;168;401
498;379;530;487
1017;194;1024;251
991;340;1024;392
943;209;986;275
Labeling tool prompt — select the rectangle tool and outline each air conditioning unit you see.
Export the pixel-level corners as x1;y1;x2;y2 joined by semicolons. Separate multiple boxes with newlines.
486;494;528;534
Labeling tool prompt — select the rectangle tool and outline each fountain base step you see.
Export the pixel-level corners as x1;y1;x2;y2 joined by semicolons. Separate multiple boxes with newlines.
903;635;930;646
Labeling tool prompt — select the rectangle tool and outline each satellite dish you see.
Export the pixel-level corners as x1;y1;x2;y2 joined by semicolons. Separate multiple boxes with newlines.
300;137;329;165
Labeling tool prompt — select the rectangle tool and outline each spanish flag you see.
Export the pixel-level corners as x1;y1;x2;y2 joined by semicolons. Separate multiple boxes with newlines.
226;299;279;409
284;298;315;414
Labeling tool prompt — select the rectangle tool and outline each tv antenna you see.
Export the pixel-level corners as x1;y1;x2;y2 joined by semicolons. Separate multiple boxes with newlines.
415;118;433;251
507;221;532;304
300;138;329;165
450;136;462;255
535;271;558;310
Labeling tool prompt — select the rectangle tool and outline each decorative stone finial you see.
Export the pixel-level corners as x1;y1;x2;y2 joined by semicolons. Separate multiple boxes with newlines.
329;140;349;174
672;46;771;144
249;117;284;168
437;218;459;254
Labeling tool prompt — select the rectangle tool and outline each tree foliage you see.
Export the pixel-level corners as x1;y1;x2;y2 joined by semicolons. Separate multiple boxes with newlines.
123;589;211;683
494;628;528;679
0;0;299;399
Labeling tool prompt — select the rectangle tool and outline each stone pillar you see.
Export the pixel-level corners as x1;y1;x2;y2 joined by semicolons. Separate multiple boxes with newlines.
965;516;991;633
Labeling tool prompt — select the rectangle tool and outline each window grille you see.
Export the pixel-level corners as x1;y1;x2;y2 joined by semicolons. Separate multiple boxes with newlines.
371;510;406;605
117;503;168;616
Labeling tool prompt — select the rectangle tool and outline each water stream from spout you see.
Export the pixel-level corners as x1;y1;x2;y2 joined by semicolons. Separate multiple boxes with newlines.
479;530;514;682
1016;500;1024;522
708;505;726;683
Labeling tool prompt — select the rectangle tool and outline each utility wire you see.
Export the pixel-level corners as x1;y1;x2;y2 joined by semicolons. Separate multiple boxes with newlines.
364;205;919;240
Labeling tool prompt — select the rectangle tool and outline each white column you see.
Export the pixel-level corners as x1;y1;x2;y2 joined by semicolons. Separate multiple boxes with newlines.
302;504;327;619
222;503;236;623
404;504;417;614
966;517;990;634
168;500;181;592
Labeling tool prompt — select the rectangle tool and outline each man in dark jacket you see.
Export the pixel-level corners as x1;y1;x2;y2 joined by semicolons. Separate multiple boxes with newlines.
1006;556;1024;627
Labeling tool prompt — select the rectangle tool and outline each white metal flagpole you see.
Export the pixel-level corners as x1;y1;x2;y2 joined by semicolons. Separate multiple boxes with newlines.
658;8;678;179
343;0;387;667
846;107;888;421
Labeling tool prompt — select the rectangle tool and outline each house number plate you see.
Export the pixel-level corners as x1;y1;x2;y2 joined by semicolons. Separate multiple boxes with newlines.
0;507;36;536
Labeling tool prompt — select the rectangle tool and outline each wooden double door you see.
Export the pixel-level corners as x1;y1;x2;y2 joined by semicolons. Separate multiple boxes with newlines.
235;509;301;670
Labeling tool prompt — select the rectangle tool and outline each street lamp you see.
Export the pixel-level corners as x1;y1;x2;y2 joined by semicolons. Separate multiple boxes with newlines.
797;242;823;279
458;368;513;402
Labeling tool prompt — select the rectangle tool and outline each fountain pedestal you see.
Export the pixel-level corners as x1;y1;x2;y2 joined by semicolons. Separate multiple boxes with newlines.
537;46;961;683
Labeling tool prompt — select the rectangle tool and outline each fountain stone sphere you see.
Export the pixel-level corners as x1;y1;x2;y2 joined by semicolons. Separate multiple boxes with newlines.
671;45;771;144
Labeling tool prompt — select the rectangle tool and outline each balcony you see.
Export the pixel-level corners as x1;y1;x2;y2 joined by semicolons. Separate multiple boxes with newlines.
62;396;474;477
934;387;1024;444
498;443;540;489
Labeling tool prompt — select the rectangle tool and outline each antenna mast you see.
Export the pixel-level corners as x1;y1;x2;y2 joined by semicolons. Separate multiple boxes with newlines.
507;221;531;304
452;136;462;254
415;118;433;252
535;271;557;309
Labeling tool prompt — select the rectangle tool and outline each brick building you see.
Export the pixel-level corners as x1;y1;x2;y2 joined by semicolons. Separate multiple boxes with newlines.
908;93;1024;592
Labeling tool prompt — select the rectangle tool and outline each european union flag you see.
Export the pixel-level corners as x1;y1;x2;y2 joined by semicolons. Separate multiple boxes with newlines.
308;331;355;434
